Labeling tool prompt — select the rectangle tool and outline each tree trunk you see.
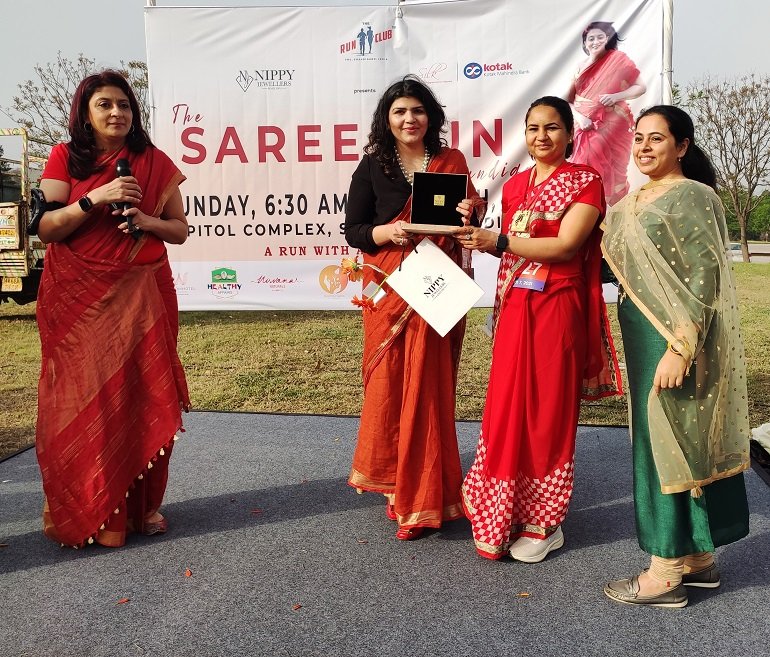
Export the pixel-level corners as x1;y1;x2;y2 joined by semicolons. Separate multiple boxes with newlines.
738;212;751;262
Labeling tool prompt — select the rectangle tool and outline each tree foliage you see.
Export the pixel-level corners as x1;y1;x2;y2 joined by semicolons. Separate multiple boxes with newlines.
684;74;770;261
0;145;11;174
750;191;770;241
3;53;150;159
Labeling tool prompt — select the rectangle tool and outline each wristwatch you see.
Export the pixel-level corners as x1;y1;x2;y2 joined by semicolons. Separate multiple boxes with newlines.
496;233;509;253
78;195;94;212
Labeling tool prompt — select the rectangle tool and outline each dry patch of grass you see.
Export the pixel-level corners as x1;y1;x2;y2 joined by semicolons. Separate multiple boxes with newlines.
2;262;767;459
0;303;39;457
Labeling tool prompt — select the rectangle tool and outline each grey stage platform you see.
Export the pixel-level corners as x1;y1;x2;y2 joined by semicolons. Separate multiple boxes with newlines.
1;412;768;657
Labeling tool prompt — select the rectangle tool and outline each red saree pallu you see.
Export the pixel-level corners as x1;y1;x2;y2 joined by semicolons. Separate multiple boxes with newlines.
349;149;479;529
461;162;622;559
36;145;190;547
572;49;640;206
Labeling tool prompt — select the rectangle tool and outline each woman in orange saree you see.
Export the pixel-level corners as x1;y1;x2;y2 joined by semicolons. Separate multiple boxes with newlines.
344;76;485;540
35;71;190;548
568;21;646;206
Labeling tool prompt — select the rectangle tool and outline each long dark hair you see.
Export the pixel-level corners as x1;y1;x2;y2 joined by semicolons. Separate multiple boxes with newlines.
636;105;717;190
581;21;622;55
67;70;152;180
525;96;575;158
364;75;447;179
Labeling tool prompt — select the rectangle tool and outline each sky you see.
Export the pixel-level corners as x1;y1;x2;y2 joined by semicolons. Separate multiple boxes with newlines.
1;0;769;151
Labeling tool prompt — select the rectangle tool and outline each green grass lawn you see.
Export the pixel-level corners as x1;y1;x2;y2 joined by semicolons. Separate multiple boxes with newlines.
1;263;767;459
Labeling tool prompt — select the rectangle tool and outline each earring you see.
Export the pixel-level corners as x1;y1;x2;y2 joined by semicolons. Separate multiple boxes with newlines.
84;122;93;132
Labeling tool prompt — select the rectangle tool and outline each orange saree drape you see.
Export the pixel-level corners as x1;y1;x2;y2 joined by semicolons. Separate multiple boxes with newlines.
348;149;482;529
36;145;190;547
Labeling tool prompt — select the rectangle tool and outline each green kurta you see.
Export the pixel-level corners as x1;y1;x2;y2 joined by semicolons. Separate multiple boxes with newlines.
618;294;749;557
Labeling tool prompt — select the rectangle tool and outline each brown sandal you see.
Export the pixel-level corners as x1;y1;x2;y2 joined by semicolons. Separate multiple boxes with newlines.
142;516;168;536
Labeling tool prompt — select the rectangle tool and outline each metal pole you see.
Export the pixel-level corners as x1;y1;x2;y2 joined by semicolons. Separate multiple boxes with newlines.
663;0;674;103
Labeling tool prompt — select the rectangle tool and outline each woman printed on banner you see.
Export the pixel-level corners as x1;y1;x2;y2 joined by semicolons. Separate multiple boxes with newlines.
343;74;486;541
455;96;623;561
34;70;190;548
568;21;646;206
601;105;750;608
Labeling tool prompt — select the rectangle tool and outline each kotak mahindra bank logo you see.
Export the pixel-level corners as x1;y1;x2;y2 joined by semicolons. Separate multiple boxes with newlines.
463;61;528;79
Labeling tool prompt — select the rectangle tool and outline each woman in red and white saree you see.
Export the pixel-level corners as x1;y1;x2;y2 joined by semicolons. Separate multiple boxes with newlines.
568;22;646;206
35;71;190;548
456;97;622;561
344;76;485;541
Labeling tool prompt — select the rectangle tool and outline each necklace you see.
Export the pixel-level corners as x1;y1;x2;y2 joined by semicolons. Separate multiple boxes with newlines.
640;177;686;190
396;148;430;185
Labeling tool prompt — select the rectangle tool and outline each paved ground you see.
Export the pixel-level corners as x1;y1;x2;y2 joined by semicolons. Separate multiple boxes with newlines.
1;412;768;657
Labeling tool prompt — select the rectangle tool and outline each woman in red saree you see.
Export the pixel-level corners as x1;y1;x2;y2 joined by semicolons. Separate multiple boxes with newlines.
456;97;622;561
35;71;190;548
568;21;646;206
344;76;485;540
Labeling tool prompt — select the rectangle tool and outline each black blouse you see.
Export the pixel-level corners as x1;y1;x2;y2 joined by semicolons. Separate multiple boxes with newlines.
344;154;411;254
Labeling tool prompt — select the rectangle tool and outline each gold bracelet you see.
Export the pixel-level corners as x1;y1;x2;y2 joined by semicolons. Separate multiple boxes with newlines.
667;342;684;358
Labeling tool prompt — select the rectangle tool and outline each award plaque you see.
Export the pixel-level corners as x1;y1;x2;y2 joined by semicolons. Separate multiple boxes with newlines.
405;171;468;235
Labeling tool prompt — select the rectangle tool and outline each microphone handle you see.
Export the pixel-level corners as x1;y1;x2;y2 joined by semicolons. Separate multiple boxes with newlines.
116;159;140;239
122;203;140;239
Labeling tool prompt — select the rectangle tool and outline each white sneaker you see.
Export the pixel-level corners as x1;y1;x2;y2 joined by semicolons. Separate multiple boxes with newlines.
508;527;564;563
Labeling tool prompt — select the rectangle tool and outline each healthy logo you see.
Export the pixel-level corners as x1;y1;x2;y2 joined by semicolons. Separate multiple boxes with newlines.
212;268;237;283
209;267;242;299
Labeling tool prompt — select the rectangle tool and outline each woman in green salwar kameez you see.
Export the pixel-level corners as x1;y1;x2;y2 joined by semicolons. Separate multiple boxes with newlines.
601;105;750;608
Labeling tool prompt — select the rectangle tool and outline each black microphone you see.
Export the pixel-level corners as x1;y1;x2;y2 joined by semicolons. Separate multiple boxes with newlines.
115;158;140;239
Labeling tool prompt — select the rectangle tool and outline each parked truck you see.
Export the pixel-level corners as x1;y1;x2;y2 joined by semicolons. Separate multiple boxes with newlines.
0;127;46;304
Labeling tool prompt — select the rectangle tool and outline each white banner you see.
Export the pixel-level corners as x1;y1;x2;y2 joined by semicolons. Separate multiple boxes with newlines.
145;0;667;310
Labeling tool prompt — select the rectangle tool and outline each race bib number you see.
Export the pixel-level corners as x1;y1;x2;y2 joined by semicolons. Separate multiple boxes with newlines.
512;261;550;292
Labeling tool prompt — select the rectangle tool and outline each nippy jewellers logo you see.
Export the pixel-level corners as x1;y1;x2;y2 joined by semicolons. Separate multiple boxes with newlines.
236;68;295;92
422;274;447;299
340;22;393;59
